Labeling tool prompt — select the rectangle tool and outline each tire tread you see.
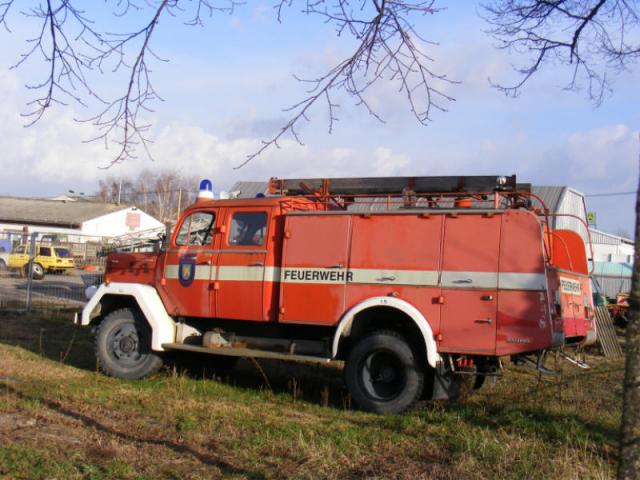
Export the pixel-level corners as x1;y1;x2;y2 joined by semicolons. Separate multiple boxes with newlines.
95;307;163;380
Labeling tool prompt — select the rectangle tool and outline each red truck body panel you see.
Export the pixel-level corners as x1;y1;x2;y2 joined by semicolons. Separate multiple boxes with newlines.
104;189;595;358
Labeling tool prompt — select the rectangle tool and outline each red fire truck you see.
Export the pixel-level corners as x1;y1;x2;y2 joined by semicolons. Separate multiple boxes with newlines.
78;175;596;413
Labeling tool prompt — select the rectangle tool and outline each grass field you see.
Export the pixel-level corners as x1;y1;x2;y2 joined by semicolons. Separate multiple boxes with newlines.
0;312;623;479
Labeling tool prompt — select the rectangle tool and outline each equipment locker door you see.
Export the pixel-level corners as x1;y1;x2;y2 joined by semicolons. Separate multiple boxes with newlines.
439;214;501;354
279;214;351;325
215;209;270;321
163;209;219;318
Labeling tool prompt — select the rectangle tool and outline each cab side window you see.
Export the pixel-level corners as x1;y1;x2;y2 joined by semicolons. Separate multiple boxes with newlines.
175;212;216;246
39;247;51;257
229;212;267;246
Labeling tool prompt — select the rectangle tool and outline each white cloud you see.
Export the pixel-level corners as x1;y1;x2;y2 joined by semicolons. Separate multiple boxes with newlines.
565;124;638;190
0;63;635;233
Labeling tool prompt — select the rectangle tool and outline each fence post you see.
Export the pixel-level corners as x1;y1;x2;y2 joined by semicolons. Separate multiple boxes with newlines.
25;233;36;312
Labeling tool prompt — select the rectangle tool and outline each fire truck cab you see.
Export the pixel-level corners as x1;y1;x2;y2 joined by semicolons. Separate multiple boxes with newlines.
79;175;596;414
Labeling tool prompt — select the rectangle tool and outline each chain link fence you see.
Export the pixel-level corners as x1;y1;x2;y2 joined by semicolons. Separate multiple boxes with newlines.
0;228;163;312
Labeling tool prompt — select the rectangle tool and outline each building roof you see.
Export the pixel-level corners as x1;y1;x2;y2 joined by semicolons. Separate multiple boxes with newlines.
0;196;127;228
530;186;566;214
590;228;633;245
229;181;272;199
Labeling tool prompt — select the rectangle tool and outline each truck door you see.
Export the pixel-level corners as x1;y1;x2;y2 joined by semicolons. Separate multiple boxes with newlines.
215;209;270;321
439;214;501;354
279;214;351;325
163;209;219;317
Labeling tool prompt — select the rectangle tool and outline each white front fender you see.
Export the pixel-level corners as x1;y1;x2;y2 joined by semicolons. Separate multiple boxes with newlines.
331;296;440;368
81;283;176;351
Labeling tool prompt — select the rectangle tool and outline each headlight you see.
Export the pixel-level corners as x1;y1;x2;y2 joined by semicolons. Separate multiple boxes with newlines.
85;285;98;300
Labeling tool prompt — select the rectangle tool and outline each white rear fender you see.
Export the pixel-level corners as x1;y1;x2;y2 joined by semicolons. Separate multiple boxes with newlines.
81;283;176;351
332;297;440;368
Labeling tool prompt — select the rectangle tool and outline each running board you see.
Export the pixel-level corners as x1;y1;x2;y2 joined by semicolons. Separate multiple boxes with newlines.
162;343;333;364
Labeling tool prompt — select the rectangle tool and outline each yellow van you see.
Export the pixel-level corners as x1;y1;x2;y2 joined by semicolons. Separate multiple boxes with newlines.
8;245;75;279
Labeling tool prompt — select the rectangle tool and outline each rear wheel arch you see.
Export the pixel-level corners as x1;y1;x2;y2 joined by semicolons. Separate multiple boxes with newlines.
332;297;439;368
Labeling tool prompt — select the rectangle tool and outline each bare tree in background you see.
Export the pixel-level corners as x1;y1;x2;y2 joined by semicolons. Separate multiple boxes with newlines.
0;1;453;167
96;169;197;223
484;0;640;104
483;2;640;477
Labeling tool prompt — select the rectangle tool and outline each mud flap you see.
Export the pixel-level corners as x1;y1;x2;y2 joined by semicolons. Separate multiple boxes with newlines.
432;361;454;400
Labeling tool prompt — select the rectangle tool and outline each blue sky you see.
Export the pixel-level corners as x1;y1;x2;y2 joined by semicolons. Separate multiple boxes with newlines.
0;1;637;235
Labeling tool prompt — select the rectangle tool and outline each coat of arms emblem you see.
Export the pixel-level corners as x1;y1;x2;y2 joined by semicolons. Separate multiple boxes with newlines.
178;255;196;287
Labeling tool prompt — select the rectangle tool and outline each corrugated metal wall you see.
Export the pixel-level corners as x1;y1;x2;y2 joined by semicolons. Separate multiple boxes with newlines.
591;229;622;245
556;188;589;242
593;275;631;298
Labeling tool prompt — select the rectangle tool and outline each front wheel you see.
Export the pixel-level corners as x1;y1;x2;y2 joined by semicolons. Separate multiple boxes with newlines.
345;330;424;414
24;263;45;280
95;308;163;380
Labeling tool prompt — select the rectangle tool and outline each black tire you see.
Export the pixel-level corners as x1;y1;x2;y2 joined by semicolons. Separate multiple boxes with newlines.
345;330;424;414
24;263;45;280
95;308;163;380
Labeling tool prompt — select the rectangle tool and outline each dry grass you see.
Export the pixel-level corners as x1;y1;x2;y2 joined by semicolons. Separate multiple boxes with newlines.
0;312;623;479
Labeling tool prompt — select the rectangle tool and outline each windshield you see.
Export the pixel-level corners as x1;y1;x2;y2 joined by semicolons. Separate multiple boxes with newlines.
54;248;73;258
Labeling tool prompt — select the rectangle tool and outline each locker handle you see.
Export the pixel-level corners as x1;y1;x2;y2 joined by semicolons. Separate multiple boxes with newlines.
453;278;473;284
327;264;343;269
249;262;264;267
474;318;493;324
377;276;396;282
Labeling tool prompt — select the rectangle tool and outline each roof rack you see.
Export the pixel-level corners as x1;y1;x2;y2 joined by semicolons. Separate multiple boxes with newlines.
268;175;530;196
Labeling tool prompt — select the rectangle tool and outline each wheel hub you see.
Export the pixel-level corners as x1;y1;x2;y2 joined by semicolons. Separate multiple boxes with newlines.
375;366;397;383
110;324;142;363
119;335;137;354
361;350;406;401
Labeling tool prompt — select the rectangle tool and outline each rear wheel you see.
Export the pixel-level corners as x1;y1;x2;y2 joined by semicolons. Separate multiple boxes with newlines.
345;330;424;414
95;308;163;380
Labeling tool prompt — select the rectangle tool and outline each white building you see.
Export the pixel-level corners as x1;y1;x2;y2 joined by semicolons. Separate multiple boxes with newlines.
590;229;634;264
531;186;590;241
0;196;164;241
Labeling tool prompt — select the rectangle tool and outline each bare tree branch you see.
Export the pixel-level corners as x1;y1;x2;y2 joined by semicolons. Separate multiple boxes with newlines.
2;0;238;166
483;0;640;104
237;0;455;168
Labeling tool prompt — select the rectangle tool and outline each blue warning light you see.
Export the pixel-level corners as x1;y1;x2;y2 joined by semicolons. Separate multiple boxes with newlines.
197;179;214;200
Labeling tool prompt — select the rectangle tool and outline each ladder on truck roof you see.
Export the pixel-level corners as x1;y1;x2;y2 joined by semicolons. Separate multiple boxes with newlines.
268;175;531;196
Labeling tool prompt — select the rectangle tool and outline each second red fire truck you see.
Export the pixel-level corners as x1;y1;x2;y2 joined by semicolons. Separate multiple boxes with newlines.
78;175;596;413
